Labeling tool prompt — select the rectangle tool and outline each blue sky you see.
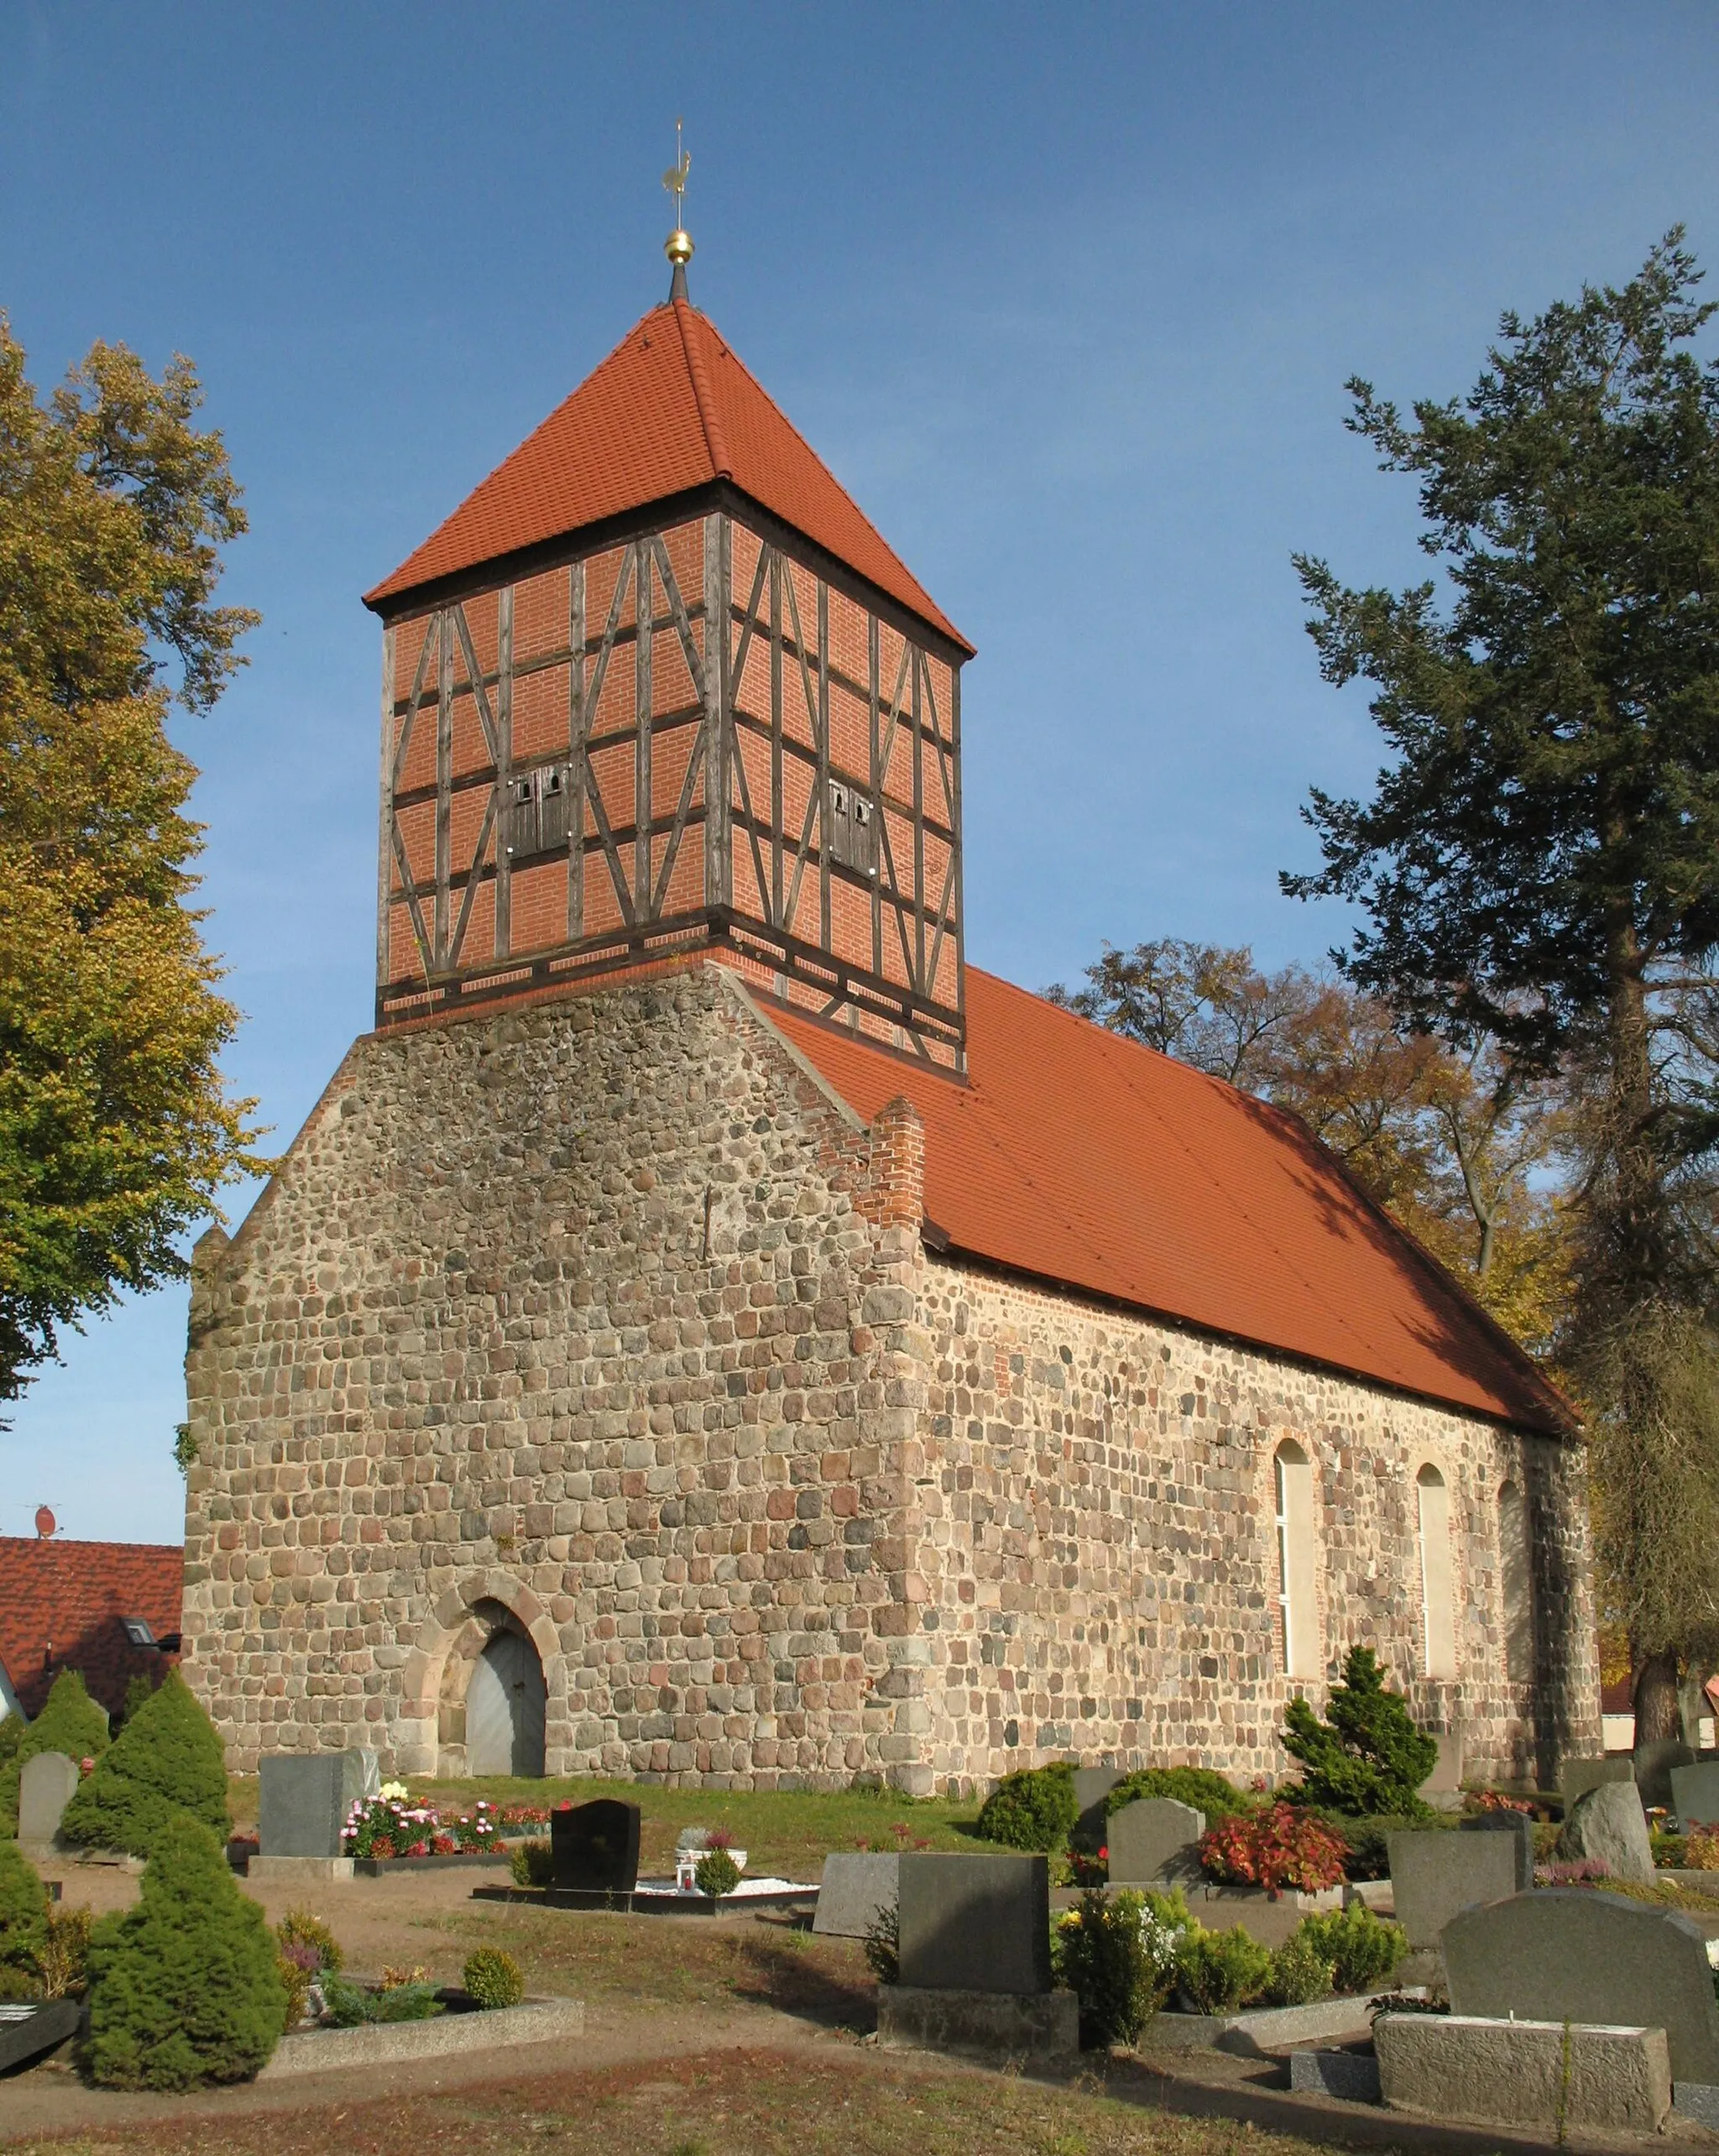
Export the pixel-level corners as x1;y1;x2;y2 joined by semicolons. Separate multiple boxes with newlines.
4;3;1716;1542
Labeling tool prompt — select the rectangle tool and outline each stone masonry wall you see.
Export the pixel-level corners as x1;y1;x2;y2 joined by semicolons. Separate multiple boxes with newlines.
897;1261;1598;1795
182;960;1598;1790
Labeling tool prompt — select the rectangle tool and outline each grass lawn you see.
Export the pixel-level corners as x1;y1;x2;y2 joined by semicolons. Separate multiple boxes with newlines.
0;2041;1354;2156
228;1774;1002;1880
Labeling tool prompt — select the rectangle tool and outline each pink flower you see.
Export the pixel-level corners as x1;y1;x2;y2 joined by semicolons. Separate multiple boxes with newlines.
79;1757;94;1774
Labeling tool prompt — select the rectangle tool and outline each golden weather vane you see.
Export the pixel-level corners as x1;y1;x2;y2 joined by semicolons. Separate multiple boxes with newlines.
663;117;693;295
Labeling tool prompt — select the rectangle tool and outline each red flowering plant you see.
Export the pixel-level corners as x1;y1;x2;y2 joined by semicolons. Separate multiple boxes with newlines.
1196;1802;1346;1895
1065;1844;1109;1888
1464;1788;1534;1816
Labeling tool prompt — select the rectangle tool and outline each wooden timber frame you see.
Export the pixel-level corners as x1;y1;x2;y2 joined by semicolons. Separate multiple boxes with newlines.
370;490;968;1068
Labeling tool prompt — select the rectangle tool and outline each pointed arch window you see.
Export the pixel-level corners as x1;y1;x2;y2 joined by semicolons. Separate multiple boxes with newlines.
1417;1462;1457;1679
1274;1439;1317;1678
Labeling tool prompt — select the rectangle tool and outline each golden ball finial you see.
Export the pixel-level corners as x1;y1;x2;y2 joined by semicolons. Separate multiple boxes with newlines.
665;227;694;268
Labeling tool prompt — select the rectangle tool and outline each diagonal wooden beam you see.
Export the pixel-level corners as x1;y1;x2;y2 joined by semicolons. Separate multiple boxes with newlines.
389;817;435;979
452;603;499;764
390;616;438;791
447;789;497;968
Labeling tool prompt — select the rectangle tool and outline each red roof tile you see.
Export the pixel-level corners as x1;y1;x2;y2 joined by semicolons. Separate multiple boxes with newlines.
0;1538;182;1722
366;300;971;651
769;969;1571;1436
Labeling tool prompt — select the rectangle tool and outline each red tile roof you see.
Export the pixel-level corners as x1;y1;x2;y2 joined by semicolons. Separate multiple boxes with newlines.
770;968;1571;1436
366;300;972;651
0;1538;182;1722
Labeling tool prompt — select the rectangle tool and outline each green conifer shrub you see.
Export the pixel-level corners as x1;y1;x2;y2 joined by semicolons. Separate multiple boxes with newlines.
0;1840;49;1991
60;1670;228;1855
462;1946;525;2009
1291;1902;1408;1993
974;1762;1080;1852
0;1671;110;1834
84;1814;285;2088
1173;1924;1272;2015
1280;1647;1438;1818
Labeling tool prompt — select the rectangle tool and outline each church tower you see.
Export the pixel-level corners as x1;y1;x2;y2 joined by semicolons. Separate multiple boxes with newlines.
363;196;972;1068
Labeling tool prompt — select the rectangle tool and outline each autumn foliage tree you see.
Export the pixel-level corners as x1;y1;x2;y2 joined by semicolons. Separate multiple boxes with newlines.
0;319;263;1407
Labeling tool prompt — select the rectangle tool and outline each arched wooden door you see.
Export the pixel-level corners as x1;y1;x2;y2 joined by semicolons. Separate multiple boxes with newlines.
465;1626;546;1777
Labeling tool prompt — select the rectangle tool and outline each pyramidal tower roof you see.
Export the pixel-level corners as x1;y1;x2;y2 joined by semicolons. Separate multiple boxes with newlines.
365;298;971;652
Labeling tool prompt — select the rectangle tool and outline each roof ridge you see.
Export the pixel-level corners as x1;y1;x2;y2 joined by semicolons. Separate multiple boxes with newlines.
671;301;732;480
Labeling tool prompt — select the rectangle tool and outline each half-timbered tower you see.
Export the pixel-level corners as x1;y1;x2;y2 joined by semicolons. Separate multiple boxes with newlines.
182;238;1599;1798
365;281;971;1068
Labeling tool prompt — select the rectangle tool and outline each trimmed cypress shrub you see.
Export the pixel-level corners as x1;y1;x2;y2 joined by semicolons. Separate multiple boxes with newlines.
0;1840;49;1991
1104;1767;1254;1828
0;1671;110;1835
84;1814;284;2088
462;1946;525;2009
60;1670;228;1856
974;1762;1080;1852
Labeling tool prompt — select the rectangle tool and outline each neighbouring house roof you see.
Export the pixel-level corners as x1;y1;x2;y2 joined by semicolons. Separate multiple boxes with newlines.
768;968;1573;1438
364;299;972;652
0;1538;183;1722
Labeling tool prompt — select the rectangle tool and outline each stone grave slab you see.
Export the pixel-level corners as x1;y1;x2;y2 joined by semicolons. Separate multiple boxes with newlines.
1459;1809;1535;1890
1107;1798;1205;1886
1560;1754;1634;1810
1376;2012;1670;2133
1561;1778;1654;1882
1673;1762;1719;1830
17;1751;79;1849
1445;1887;1719;2084
1636;1736;1696;1810
1071;1767;1121;1851
551;1798;640;1894
258;1751;375;1859
1387;1826;1521;1951
896;1853;1051;1996
813;1852;898;1938
877;1985;1077;2057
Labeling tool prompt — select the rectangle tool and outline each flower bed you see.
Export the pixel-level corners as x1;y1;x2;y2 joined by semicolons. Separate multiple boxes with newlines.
342;1783;549;1862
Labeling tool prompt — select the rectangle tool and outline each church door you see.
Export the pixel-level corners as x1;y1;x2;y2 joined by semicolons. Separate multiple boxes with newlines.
465;1628;546;1777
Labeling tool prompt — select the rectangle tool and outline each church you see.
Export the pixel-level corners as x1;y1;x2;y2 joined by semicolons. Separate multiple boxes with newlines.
180;204;1599;1794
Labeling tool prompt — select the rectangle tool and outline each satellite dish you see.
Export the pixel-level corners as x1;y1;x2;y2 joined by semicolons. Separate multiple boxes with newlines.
34;1506;55;1538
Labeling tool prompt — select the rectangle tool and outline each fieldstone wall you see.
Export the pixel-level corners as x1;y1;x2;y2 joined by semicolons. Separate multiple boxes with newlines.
182;959;1598;1789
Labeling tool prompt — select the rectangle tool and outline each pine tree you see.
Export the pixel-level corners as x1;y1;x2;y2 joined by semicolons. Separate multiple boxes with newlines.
0;1669;110;1835
60;1669;227;1856
84;1814;283;2089
1281;1646;1439;1817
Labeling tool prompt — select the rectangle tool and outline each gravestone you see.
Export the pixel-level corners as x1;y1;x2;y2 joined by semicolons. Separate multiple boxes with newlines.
1635;1736;1695;1811
1561;1779;1654;1883
258;1751;376;1859
896;1853;1051;1995
1387;1826;1522;1951
1460;1809;1535;1891
1071;1767;1121;1852
1445;1887;1719;2085
1418;1729;1464;1811
1106;1798;1205;1886
1672;1762;1719;1830
1560;1754;1634;1811
17;1752;79;1849
813;1852;898;1937
551;1798;640;1894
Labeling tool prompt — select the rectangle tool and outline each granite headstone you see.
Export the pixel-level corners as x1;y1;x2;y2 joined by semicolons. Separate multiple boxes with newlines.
1672;1761;1719;1830
551;1798;641;1894
258;1751;376;1859
1634;1736;1695;1811
1106;1798;1205;1886
813;1852;899;1937
896;1853;1052;1996
1070;1767;1122;1852
17;1752;79;1849
1459;1809;1536;1891
1387;1826;1523;1951
1560;1779;1654;1883
1560;1755;1635;1811
1445;1887;1719;2084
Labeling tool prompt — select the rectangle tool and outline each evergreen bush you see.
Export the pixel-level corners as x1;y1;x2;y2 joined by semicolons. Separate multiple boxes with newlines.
509;1838;553;1887
1280;1647;1438;1818
1263;1930;1335;2006
84;1814;285;2089
462;1946;525;2009
1104;1767;1253;1827
1174;1924;1272;2015
693;1849;741;1898
0;1840;49;1988
974;1762;1080;1852
0;1671;110;1834
1291;1902;1408;1993
863;1901;899;1984
321;1974;442;2025
60;1670;229;1855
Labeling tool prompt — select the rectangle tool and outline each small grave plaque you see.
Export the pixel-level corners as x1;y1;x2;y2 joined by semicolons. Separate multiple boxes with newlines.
17;1751;79;1848
1445;1887;1719;2085
896;1853;1052;1996
1672;1761;1719;1830
1387;1826;1521;1951
259;1751;376;1860
1106;1798;1205;1886
551;1798;640;1894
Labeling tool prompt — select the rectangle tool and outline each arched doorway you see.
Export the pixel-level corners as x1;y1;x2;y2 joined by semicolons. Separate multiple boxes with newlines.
465;1622;546;1778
